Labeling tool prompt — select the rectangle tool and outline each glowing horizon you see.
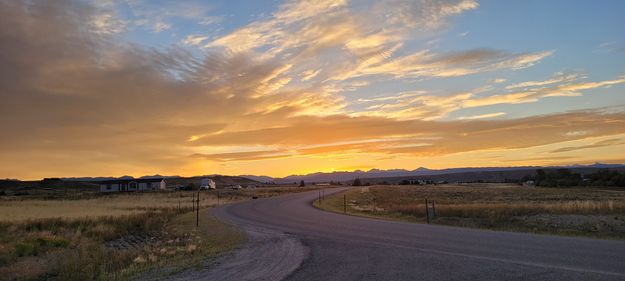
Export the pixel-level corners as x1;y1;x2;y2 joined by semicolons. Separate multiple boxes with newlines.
1;0;625;180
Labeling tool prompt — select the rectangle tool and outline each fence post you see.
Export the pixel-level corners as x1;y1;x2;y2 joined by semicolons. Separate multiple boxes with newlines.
196;192;199;227
192;193;195;212
217;191;220;206
372;197;376;213
432;200;437;218
344;194;347;214
319;190;321;204
425;198;430;224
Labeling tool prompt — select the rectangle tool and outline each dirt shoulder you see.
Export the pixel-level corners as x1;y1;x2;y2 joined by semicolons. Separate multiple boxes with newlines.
138;218;307;281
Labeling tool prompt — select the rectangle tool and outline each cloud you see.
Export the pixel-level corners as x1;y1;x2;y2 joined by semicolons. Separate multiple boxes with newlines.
0;0;341;177
1;0;622;179
183;34;210;46
505;72;581;89
152;21;171;32
188;110;625;161
549;138;625;153
457;112;506;120
465;75;625;108
338;49;552;80
90;12;127;34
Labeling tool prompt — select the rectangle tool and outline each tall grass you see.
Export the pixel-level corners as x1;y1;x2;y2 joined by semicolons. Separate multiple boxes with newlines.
0;192;219;222
388;200;625;218
319;184;625;239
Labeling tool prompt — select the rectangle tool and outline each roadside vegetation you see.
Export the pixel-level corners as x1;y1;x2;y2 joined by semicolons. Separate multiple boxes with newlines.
315;184;625;239
527;168;625;187
0;186;316;281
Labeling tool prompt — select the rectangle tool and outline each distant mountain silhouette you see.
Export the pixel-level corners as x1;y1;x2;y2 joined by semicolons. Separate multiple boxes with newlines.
240;163;625;183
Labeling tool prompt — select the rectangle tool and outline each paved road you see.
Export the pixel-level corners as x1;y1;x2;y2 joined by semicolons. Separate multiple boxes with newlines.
211;188;625;281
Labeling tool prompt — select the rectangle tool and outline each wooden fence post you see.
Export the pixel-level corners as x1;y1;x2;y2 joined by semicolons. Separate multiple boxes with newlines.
372;197;376;213
319;190;321;204
425;198;430;224
344;194;347;214
196;192;199;227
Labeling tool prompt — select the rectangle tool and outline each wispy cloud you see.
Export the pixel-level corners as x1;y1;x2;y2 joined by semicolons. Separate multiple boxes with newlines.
505;72;582;90
549;138;625;153
182;34;210;46
457;112;506;120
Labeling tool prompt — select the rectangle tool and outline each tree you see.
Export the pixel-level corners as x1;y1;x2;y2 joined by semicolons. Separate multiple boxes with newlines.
299;180;305;187
352;178;362;186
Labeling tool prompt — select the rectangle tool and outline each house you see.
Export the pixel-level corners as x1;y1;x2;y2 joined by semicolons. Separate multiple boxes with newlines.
200;178;216;190
99;178;166;193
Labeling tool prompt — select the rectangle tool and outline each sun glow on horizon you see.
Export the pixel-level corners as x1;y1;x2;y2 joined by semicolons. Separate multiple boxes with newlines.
1;0;625;180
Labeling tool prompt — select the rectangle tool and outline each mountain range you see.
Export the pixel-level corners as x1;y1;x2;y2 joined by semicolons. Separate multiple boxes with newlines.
241;163;625;183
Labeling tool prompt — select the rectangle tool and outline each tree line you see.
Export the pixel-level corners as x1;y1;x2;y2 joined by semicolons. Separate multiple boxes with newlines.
526;169;625;187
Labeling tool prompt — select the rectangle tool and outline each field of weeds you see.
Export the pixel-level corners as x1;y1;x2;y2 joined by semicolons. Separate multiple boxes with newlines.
316;184;625;239
0;187;313;281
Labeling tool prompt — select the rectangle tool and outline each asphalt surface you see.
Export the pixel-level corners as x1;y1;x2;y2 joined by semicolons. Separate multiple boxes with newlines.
211;188;625;281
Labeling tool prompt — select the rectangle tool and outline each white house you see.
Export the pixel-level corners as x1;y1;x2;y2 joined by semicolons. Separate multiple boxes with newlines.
200;178;216;190
99;178;166;193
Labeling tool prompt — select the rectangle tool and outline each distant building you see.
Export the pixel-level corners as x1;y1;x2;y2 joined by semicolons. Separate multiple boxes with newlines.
99;178;166;193
402;179;429;185
200;178;216;190
522;180;536;187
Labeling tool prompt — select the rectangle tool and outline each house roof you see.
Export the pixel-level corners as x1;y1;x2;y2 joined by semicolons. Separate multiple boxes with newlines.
99;178;165;184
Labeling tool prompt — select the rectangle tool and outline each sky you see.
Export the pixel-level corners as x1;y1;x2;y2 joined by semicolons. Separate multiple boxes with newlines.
1;0;625;180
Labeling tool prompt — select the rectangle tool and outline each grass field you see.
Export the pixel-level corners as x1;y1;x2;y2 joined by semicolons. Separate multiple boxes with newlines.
315;184;625;239
0;186;316;281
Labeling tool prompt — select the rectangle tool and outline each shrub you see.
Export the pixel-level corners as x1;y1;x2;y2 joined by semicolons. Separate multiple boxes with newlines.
15;242;38;257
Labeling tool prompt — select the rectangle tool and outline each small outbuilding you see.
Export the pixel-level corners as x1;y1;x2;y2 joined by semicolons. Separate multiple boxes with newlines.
99;178;166;193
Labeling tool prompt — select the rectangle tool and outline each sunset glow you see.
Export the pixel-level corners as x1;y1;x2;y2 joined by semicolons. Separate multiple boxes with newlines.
1;0;624;179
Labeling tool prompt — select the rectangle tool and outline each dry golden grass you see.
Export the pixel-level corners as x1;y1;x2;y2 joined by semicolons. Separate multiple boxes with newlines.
0;192;223;222
0;187;319;280
317;184;625;239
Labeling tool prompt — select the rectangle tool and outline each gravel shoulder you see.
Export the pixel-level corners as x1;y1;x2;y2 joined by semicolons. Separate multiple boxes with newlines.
149;224;308;281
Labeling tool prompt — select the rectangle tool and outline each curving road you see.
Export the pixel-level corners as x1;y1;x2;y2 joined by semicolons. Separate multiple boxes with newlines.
211;188;625;281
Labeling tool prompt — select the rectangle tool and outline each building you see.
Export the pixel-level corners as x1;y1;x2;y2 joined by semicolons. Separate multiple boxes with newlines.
200;178;216;190
99;178;166;193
